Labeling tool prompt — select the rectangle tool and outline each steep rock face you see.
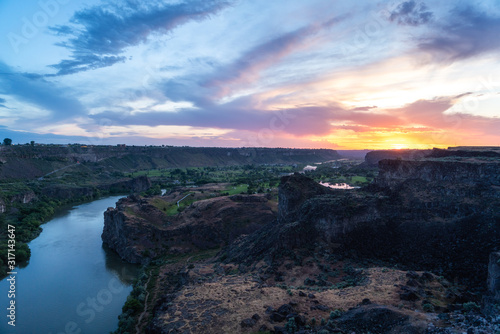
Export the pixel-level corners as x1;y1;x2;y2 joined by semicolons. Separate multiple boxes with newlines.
277;173;333;224
0;197;5;213
102;193;276;264
228;160;500;286
484;252;500;314
376;159;500;189
41;185;95;200
99;175;152;193
488;252;500;298
429;147;500;159
364;149;431;166
10;190;37;204
40;176;151;200
333;304;426;334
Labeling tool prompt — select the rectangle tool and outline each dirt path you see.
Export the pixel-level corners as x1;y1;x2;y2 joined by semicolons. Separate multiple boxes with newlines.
38;162;80;180
136;271;153;334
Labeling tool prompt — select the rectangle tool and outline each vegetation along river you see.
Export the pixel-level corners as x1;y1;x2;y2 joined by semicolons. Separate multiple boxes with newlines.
0;196;139;334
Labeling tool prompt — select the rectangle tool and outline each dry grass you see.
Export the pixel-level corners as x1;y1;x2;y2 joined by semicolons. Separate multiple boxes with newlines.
154;265;441;334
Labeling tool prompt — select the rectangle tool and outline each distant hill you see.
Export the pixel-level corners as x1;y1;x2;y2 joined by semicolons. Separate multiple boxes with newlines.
0;145;340;180
336;149;371;159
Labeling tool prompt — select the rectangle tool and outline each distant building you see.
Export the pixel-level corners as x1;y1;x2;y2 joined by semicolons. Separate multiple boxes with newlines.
117;144;126;147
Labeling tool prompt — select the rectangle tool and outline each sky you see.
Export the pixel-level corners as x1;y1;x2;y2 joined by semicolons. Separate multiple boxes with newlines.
0;0;499;149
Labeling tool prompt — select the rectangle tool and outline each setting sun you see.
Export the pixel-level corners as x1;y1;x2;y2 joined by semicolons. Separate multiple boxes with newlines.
391;143;410;150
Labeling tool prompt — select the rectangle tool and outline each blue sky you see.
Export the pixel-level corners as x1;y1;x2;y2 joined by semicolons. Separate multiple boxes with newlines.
0;0;499;149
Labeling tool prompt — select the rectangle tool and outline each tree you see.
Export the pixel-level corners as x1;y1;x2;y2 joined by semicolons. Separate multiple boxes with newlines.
2;138;12;145
30;140;35;146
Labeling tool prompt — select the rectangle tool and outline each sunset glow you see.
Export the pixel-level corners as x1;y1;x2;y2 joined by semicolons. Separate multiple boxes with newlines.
0;1;499;149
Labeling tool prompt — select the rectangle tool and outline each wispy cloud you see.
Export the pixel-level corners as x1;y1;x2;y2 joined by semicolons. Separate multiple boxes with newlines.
49;0;232;75
0;97;8;109
201;16;347;98
0;62;86;120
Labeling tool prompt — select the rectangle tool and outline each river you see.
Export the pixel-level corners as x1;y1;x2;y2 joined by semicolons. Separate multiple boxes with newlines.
0;196;139;334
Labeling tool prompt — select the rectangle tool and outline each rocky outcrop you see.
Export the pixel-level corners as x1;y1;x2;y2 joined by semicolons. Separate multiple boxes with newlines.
98;175;151;193
102;193;276;264
40;176;151;200
429;147;500;159
0;197;6;213
376;159;500;189
364;149;431;166
10;190;37;204
278;173;333;224
41;185;95;200
483;252;500;315
227;159;500;287
487;252;500;299
333;304;426;334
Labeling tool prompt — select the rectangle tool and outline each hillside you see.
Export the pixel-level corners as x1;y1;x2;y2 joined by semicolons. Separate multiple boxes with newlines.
0;145;340;180
103;147;500;334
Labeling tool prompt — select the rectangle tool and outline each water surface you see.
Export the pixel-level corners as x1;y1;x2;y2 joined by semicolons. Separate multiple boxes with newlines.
0;196;139;334
319;182;360;189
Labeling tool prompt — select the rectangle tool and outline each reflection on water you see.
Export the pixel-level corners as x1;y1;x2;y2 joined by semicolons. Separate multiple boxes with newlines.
0;196;139;334
319;182;360;189
102;243;139;286
303;165;317;171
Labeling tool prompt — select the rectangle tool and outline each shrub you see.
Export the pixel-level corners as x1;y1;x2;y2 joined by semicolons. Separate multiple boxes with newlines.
122;297;143;314
463;302;480;313
285;317;297;334
329;309;343;319
422;303;435;313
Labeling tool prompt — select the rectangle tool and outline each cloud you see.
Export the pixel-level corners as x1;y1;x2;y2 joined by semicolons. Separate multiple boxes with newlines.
0;62;86;121
49;0;232;75
389;1;433;26
88;91;406;138
201;16;347;98
0;97;7;108
392;95;500;139
418;5;500;62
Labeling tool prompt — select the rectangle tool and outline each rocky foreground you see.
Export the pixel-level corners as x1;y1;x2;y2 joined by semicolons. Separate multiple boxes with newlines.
103;149;500;333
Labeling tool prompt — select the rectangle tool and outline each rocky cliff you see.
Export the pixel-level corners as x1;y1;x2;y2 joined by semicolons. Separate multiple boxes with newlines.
0;145;340;180
376;159;500;189
227;159;500;287
102;190;276;264
364;149;431;166
39;176;151;200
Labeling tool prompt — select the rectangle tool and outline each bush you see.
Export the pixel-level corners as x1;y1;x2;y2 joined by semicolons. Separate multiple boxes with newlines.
122;297;143;314
285;317;297;334
422;303;435;313
329;309;343;319
463;302;480;313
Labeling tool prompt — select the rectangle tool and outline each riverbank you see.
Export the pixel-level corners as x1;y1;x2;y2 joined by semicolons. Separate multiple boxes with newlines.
0;176;152;278
0;196;140;333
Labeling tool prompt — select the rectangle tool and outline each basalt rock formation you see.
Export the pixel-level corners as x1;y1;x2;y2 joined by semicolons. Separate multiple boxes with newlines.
40;176;151;200
364;149;431;166
102;192;276;264
483;252;500;315
227;158;500;287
